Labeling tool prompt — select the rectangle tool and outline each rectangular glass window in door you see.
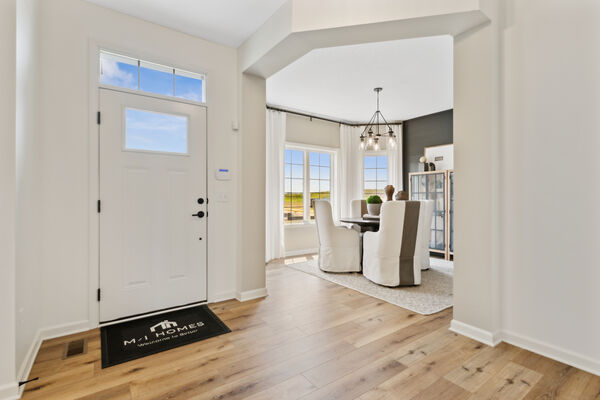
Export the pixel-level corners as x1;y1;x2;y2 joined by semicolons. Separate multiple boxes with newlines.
125;108;188;154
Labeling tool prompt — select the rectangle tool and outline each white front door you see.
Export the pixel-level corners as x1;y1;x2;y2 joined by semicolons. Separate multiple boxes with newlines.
99;88;207;322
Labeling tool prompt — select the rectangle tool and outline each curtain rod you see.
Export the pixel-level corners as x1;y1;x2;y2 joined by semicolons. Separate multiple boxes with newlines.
266;105;402;127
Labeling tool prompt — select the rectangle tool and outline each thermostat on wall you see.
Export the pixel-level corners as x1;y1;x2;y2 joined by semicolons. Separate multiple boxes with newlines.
215;168;232;181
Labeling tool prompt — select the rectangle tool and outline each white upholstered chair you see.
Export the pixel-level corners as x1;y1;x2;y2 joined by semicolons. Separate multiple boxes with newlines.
362;201;422;286
350;199;367;218
314;200;361;272
415;200;434;270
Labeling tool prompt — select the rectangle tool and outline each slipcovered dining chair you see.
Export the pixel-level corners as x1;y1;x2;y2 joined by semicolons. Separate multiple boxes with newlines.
350;199;367;218
363;201;422;286
415;200;434;270
314;200;361;272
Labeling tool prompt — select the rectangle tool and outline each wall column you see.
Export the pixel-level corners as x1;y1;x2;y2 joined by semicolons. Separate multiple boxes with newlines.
0;0;18;397
238;73;267;299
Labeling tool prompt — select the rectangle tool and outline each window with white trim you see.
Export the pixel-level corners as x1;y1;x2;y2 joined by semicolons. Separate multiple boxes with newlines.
99;51;205;103
364;154;388;198
284;147;334;224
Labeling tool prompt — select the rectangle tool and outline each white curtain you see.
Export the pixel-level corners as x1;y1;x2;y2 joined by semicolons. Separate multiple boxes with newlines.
386;124;404;191
339;124;364;219
265;110;286;262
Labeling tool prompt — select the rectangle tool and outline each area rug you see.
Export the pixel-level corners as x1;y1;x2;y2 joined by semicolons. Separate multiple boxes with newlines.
100;305;230;368
286;258;453;315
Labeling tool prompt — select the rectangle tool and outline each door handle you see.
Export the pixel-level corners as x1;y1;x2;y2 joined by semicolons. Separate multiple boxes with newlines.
192;211;205;218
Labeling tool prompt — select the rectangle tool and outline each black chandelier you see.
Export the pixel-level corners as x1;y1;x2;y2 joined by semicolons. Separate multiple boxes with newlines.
360;87;396;151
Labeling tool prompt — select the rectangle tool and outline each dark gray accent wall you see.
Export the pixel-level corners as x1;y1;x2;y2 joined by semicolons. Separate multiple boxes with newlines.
402;109;453;189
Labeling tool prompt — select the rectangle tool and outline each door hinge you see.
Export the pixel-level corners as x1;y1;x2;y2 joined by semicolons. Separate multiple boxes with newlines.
97;200;101;213
97;111;101;125
97;288;101;302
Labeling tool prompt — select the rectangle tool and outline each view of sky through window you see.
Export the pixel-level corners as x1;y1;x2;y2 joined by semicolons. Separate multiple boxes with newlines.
99;51;204;102
364;155;388;198
125;109;188;154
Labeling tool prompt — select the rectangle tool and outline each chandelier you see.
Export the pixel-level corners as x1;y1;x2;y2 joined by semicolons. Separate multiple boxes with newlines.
360;87;396;151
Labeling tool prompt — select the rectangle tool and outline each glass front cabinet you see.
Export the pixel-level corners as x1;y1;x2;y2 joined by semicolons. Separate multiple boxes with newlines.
409;170;454;260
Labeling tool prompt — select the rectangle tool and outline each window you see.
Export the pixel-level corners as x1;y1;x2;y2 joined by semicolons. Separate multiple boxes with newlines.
309;152;331;219
99;51;205;103
125;108;188;154
284;149;304;224
364;155;388;198
284;147;335;224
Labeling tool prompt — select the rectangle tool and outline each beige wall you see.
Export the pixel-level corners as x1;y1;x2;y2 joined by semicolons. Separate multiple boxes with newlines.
284;225;318;254
15;0;43;381
240;73;267;293
285;113;340;148
452;1;501;340
0;0;17;395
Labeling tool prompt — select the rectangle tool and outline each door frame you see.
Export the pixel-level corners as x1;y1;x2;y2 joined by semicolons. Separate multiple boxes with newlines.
87;40;210;328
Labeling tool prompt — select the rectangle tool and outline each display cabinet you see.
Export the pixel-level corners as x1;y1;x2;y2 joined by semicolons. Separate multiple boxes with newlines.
409;170;454;260
448;170;454;258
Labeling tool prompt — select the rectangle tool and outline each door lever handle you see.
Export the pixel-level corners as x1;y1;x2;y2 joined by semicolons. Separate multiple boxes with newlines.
192;211;205;218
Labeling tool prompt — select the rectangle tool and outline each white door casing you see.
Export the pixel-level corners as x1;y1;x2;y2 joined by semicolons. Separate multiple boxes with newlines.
99;88;207;322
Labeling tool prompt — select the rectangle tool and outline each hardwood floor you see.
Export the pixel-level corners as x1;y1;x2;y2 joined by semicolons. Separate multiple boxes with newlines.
22;255;600;400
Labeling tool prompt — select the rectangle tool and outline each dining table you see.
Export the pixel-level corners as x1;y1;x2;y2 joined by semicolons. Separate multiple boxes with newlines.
339;216;380;232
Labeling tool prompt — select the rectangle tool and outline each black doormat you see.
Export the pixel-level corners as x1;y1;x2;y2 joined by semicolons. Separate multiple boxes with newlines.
100;305;230;368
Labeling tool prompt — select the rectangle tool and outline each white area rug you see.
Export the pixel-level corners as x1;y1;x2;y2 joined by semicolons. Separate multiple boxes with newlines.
286;258;453;315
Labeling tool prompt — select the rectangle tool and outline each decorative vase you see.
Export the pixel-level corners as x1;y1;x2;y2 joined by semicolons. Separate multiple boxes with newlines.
395;190;408;201
384;185;395;201
367;203;381;216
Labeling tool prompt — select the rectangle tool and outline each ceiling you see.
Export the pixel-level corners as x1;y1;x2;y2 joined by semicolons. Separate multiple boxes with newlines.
266;35;453;123
85;0;288;47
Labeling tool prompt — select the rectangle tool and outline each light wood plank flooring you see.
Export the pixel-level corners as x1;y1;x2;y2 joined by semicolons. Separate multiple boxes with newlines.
22;255;600;399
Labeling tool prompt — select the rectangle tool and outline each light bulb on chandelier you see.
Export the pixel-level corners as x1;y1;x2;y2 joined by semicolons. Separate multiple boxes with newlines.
360;87;396;152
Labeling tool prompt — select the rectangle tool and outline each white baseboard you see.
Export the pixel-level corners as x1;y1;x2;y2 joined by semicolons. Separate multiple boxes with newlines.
451;320;600;376
0;382;19;400
502;330;600;377
285;248;318;257
17;320;91;398
209;291;237;303
450;319;502;347
236;287;268;302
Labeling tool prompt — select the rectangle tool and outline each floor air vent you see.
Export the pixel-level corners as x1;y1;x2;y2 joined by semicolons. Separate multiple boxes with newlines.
63;339;87;359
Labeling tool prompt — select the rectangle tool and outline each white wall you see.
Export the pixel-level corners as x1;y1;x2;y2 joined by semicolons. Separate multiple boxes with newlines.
498;0;600;372
453;0;600;374
0;0;18;397
15;0;43;382
22;0;239;353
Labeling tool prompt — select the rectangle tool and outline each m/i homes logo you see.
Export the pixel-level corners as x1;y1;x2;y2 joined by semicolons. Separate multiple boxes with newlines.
123;319;205;347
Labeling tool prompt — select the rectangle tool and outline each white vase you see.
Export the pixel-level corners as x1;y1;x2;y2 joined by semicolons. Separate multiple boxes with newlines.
367;203;381;216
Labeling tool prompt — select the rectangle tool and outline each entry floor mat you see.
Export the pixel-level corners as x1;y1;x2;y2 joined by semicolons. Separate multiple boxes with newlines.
101;305;230;368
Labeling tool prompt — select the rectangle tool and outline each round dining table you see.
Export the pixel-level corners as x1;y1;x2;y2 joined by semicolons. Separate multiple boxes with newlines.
339;217;380;232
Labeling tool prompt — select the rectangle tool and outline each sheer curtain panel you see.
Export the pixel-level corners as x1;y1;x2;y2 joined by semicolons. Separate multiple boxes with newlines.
265;110;286;261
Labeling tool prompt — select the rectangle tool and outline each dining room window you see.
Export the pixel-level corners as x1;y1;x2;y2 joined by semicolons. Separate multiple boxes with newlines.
284;149;304;224
309;152;331;220
364;155;388;198
284;146;335;224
